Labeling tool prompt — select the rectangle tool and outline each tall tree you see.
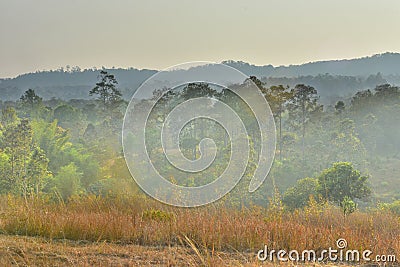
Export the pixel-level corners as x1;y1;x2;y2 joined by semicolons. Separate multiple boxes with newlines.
89;70;122;112
287;84;321;162
27;146;50;195
19;89;44;119
265;85;292;161
181;83;218;159
2;119;33;196
20;89;42;107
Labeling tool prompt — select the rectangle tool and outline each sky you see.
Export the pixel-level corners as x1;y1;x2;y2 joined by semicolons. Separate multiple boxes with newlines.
0;0;400;78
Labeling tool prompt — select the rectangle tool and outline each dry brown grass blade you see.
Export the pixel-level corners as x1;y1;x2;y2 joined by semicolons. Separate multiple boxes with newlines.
182;234;207;267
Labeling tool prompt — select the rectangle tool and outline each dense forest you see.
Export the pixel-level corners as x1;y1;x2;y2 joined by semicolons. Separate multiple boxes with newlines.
1;70;399;214
0;69;399;266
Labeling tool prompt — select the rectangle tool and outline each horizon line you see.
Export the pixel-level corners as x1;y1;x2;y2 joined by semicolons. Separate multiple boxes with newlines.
1;51;399;80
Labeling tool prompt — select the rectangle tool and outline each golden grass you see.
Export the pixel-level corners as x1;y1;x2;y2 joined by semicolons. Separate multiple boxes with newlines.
0;195;399;266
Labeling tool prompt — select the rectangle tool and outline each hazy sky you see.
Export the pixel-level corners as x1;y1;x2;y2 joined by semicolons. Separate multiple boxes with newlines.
1;0;399;78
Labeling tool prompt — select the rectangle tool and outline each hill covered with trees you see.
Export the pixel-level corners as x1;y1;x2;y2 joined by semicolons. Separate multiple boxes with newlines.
1;53;400;104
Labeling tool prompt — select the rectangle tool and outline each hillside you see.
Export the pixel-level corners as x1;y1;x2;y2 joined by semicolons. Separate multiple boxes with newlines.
223;52;400;77
1;53;400;102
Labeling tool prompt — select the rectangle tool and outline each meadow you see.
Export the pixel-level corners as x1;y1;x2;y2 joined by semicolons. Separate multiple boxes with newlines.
0;194;399;266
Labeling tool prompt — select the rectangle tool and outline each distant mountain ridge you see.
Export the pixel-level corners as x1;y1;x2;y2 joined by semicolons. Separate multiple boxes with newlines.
222;52;400;77
1;52;399;102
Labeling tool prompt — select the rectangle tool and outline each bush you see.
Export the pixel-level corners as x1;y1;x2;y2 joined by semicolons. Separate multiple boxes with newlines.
283;177;319;210
379;200;400;215
142;209;175;222
53;163;83;201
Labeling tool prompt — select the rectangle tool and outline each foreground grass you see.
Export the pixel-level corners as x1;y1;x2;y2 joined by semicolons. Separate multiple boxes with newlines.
0;234;364;267
0;195;399;266
0;234;261;266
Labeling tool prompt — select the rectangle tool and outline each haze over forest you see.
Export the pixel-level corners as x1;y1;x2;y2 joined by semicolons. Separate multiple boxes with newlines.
1;52;400;104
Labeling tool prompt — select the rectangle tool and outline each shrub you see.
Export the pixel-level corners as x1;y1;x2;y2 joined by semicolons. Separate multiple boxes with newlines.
283;177;319;210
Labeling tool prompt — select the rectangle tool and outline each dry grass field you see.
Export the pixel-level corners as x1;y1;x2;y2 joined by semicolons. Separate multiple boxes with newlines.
0;195;398;266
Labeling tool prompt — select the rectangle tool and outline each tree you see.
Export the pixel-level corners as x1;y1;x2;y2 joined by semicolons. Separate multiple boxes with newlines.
374;84;399;104
53;163;83;201
1;106;18;127
329;119;366;165
19;89;45;118
351;89;373;112
287;84;321;161
20;89;42;107
181;83;219;159
0;152;11;193
265;85;292;161
2;119;33;196
248;76;265;92
27;146;51;195
30;120;69;172
317;162;371;204
334;101;345;115
89;70;122;111
340;196;356;219
283;177;319;210
181;82;218;100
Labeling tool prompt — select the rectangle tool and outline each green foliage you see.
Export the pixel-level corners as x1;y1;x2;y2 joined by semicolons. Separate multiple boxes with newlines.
20;89;42;106
19;89;48;119
1;106;18;127
0;152;11;193
2;119;33;195
52;163;83;201
283;177;319;210
30;120;69;171
317;162;371;204
340;196;357;217
1;78;400;208
60;144;99;188
27;146;51;195
142;209;174;222
335;100;345;114
329;119;366;165
378;200;400;215
265;85;293;161
89;70;122;111
287;84;322;162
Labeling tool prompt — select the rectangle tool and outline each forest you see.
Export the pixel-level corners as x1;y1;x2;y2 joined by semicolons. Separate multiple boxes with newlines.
0;69;399;265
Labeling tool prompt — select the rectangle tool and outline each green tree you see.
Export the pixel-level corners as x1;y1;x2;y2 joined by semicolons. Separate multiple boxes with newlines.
2;119;33;196
350;89;373;113
0;152;11;193
329;119;366;165
334;100;345;115
53;163;83;201
27;146;51;195
1;106;18;127
317;162;371;204
181;83;219;159
283;177;319;210
265;85;292;161
19;89;45;119
287;84;321;161
31;120;69;172
89;70;122;111
340;196;357;218
374;84;399;103
20;89;42;107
